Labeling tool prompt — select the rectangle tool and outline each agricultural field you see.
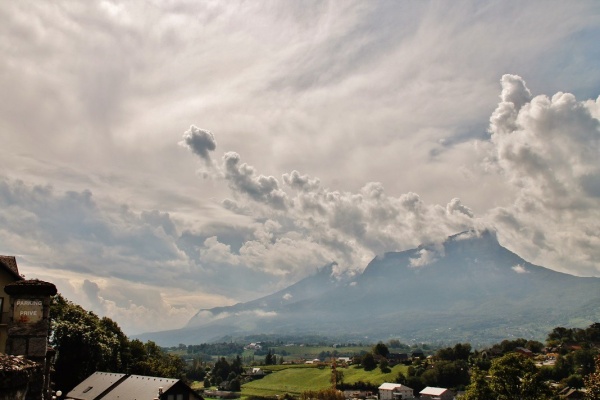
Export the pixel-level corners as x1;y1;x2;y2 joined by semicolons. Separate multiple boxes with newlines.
241;363;409;397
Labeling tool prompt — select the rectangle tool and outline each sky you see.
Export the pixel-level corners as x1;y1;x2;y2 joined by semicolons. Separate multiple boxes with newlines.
1;1;600;336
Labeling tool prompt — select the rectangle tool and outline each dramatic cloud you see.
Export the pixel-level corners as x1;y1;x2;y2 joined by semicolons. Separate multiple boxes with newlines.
179;125;217;166
487;75;600;276
1;1;599;335
223;152;289;210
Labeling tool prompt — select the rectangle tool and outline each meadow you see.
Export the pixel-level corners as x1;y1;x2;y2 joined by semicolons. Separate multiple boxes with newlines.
241;363;409;397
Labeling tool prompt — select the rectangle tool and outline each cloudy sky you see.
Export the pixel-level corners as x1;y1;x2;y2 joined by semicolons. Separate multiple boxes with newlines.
1;1;600;335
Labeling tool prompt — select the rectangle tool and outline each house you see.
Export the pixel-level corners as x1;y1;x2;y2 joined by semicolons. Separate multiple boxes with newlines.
419;386;453;400
411;349;425;359
66;371;203;400
378;382;414;400
0;255;24;353
514;347;534;357
66;372;127;400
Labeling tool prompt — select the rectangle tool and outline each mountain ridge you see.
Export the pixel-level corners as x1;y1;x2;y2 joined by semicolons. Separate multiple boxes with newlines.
134;230;599;346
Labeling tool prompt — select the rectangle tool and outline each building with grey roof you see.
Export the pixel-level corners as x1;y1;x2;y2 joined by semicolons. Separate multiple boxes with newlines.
66;372;127;400
66;372;203;400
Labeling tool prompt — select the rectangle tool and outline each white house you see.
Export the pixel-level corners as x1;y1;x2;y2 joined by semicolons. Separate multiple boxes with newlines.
419;386;453;400
378;382;414;400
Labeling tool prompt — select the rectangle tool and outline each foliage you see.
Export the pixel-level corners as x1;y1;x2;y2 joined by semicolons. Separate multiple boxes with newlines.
372;342;390;358
489;338;543;356
330;367;344;387
128;340;186;379
186;342;245;356
361;353;377;371
461;366;494;400
388;339;409;350
547;323;600;347
436;343;472;361
584;355;600;400
489;353;550;400
49;294;186;394
300;388;345;400
379;358;390;373
50;294;126;393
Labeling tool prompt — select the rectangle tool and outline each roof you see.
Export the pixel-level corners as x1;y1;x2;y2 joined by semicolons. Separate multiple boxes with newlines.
98;374;180;400
420;386;449;396
379;383;412;391
0;255;22;280
67;372;202;400
66;372;127;400
515;347;533;353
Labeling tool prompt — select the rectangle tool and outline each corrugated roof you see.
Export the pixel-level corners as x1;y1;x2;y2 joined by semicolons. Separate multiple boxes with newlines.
0;255;22;279
102;374;179;400
67;372;127;400
420;386;449;396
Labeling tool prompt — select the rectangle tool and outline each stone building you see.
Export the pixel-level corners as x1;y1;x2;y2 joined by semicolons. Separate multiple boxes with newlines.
0;255;24;353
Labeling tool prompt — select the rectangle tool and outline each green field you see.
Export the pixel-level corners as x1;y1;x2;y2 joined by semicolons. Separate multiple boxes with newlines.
242;364;408;397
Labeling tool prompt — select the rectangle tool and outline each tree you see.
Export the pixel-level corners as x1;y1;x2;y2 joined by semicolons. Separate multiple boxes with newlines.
584;355;600;400
50;294;186;393
489;353;549;400
330;368;344;388
229;377;241;392
265;349;273;365
300;388;345;400
362;353;377;371
50;294;123;393
379;358;391;373
462;367;494;400
373;342;390;358
453;343;472;361
395;371;407;385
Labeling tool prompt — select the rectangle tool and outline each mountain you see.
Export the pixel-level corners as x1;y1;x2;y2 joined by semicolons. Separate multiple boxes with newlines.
135;230;600;346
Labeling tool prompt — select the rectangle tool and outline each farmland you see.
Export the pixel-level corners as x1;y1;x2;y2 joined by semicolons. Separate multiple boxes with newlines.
241;363;409;397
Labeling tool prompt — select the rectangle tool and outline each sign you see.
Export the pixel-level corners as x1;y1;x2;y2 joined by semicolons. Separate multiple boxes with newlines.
14;299;43;324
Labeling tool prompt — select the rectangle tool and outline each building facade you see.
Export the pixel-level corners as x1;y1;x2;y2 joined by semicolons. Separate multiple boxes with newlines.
0;255;24;353
378;383;414;400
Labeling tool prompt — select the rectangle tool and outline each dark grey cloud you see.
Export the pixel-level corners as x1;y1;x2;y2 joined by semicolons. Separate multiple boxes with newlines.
180;125;217;166
223;152;289;210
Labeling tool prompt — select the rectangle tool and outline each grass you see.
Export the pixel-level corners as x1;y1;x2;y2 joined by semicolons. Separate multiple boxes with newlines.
241;364;408;397
242;366;331;397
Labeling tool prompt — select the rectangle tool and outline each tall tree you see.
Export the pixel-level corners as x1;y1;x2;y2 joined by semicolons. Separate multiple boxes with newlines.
362;353;377;371
50;294;122;393
265;349;273;365
373;342;390;358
